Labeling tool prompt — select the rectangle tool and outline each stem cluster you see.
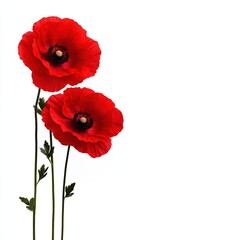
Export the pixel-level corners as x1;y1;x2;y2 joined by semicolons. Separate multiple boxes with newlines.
20;90;74;240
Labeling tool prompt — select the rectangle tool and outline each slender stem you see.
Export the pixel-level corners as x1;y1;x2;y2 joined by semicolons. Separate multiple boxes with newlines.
49;131;55;240
33;88;41;240
61;146;71;240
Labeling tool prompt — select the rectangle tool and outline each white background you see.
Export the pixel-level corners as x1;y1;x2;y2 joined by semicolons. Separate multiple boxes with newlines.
1;0;240;239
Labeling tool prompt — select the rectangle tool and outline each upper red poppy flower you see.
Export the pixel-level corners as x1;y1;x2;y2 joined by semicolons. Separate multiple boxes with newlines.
42;87;124;158
18;17;101;92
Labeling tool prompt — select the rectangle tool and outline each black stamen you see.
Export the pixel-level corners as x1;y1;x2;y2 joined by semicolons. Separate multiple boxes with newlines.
43;44;69;65
73;112;93;131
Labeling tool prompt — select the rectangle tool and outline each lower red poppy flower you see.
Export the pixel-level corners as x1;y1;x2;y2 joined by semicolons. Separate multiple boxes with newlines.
42;87;124;158
18;17;101;92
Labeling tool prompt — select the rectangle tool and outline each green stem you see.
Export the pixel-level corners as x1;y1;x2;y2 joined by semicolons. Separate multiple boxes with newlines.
49;131;55;240
33;88;41;240
61;146;71;240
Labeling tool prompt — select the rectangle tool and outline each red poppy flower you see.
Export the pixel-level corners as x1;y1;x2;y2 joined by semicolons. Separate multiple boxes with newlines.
42;87;124;158
18;17;101;92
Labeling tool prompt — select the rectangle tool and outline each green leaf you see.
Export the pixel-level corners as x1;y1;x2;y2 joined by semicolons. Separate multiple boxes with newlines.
19;197;34;211
66;193;74;198
19;197;30;205
33;105;42;115
40;147;47;156
40;141;54;160
38;97;46;110
65;183;76;198
37;164;48;183
43;141;50;154
27;198;35;211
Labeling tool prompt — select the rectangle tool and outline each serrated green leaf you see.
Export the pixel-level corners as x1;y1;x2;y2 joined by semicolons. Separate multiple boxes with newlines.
33;105;42;115
65;183;76;198
19;197;30;205
66;193;74;198
27;198;34;211
40;141;54;160
44;141;50;154
38;97;46;110
29;198;34;205
20;197;34;211
37;164;48;183
40;147;47;156
36;109;42;115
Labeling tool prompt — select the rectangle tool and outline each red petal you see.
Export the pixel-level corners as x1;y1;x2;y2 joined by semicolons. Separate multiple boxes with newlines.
18;32;46;74
73;138;112;158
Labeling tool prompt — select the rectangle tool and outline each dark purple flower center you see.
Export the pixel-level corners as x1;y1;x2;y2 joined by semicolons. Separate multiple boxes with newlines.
44;44;69;65
73;112;93;131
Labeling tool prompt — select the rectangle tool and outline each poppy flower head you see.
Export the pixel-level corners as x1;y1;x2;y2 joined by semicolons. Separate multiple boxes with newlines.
18;16;101;92
42;87;124;158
